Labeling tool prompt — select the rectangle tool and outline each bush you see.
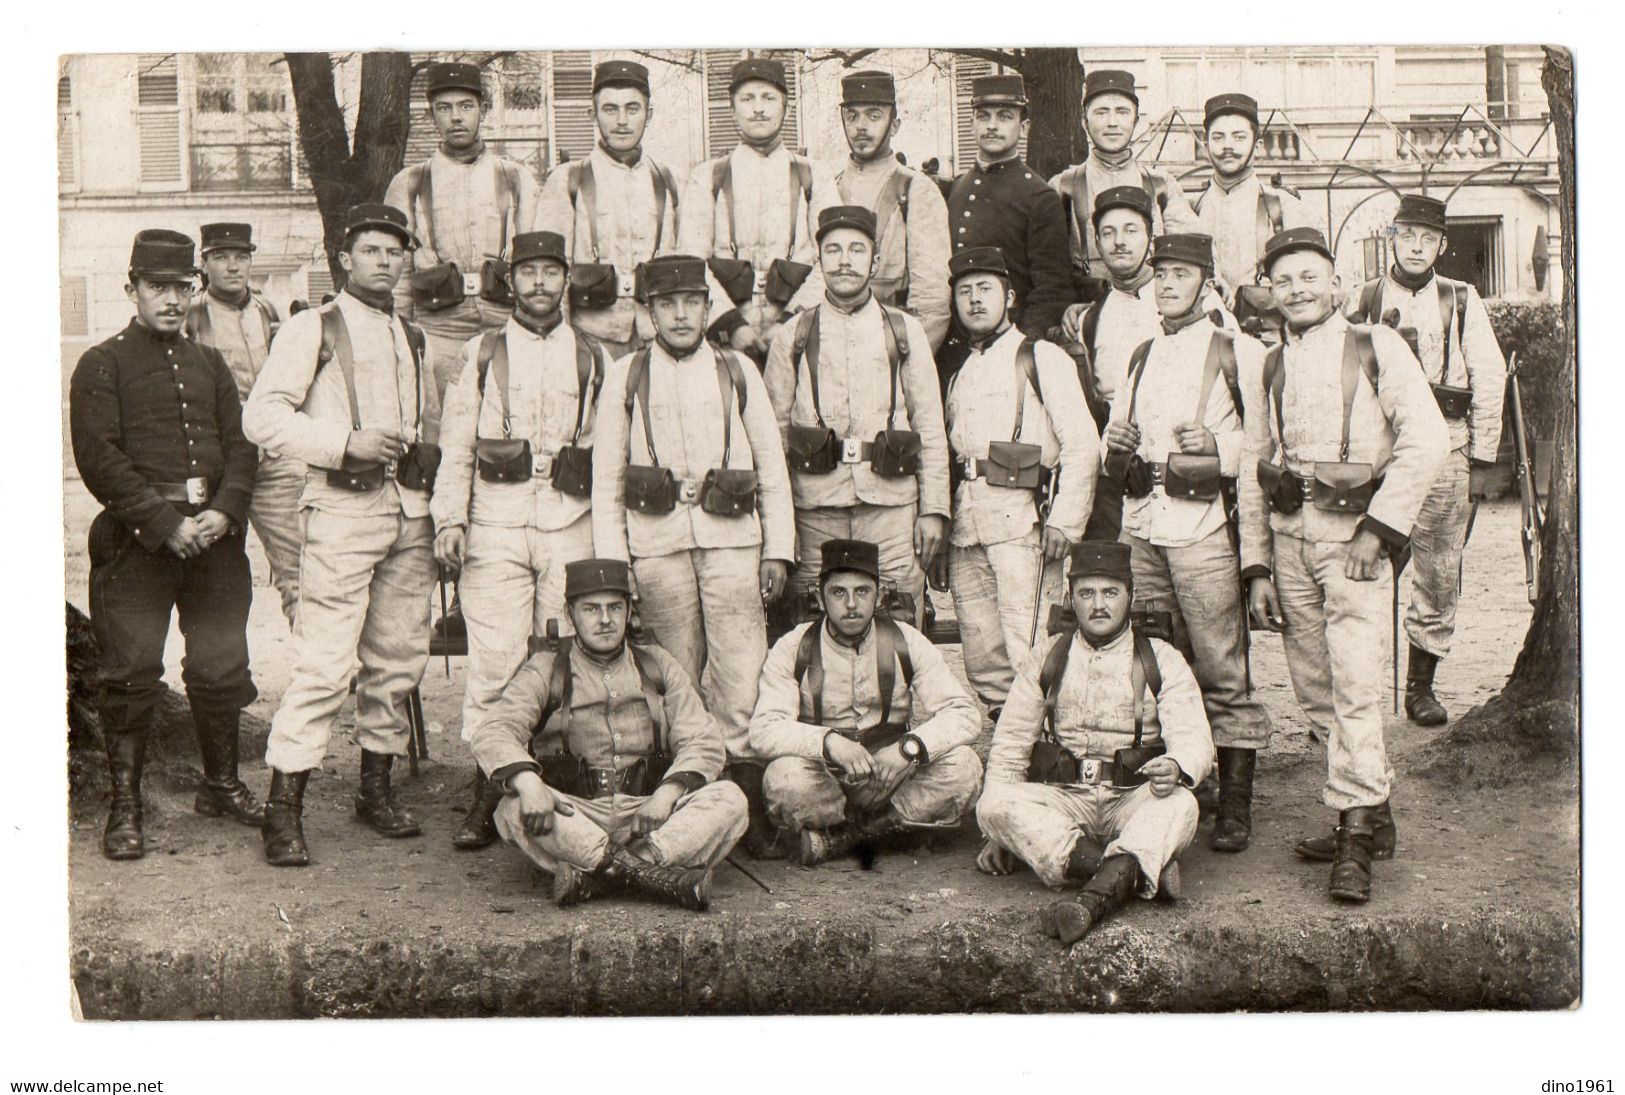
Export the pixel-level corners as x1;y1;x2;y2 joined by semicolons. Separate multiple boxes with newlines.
1487;300;1568;441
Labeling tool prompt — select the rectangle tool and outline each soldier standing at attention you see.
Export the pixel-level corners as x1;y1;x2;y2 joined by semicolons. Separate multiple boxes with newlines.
1239;228;1448;903
537;60;680;361
385;61;538;417
431;231;608;849
184;222;301;626
71;229;261;860
1343;194;1505;727
832;69;951;351
244;204;438;867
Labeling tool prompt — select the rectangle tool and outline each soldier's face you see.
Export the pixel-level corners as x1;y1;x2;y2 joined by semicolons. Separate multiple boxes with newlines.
732;81;787;143
127;276;194;334
511;259;567;318
819;571;879;641
842;104;898;161
430;90;484;149
338;230;408;295
594;86;650;152
1070;575;1131;642
1152;260;1207;318
569;592;629;655
1394;223;1445;277
973;106;1026;159
650;291;709;352
202;247;251;297
1085;94;1138;153
819;227;877;300
953;273;1012;336
1268;252;1340;329
1206;115;1259;177
1094;209;1151;279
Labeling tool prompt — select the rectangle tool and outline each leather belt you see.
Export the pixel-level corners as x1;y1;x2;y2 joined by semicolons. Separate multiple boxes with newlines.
153;478;216;505
959;457;1035;487
532;451;555;480
840;437;876;465
617;272;637;300
461;273;482;297
752;270;769;296
676;477;702;504
1068;757;1123;786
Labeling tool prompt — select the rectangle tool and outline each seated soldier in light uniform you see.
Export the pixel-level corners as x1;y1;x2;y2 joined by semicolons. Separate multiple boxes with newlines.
976;540;1215;946
470;558;749;910
749;538;983;865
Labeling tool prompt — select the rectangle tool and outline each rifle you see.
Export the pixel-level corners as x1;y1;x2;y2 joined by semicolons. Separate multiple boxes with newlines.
1027;471;1061;649
1507;352;1544;604
405;686;430;777
437;568;453;677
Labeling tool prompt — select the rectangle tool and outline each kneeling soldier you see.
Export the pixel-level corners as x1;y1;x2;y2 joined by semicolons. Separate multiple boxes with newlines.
1104;233;1273;851
749;538;983;864
1240;228;1448;902
976;541;1214;945
470;559;748;909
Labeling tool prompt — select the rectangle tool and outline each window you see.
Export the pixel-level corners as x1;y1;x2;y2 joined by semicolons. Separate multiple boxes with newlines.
61;276;88;338
549;51;594;163
703;49;803;159
1437;215;1503;298
58;72;76;191
137;54;185;189
189;53;295;191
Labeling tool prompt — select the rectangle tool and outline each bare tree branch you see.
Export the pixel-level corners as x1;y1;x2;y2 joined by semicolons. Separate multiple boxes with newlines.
803;48;882;69
943;47;1025;69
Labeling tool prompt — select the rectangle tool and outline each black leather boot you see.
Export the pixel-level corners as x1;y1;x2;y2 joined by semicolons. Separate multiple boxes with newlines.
1404;645;1449;725
1062;833;1106;884
1328;805;1379;903
262;769;311;867
796;809;912;867
190;705;264;826
1295;801;1397;862
451;769;505;849
728;762;788;860
605;848;711;910
552;854;620;907
1210;747;1256;852
354;750;421;838
102;731;147;861
1038;853;1140;945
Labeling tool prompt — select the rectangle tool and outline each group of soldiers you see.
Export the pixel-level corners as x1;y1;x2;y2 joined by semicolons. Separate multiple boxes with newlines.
71;56;1506;943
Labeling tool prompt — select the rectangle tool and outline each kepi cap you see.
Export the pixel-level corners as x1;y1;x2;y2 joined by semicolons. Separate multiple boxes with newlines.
731;57;788;95
819;538;881;583
425;61;484;99
509;231;568;269
1084;69;1138;107
1261;226;1334;273
128;229;199;279
816;204;878;243
1393;193;1448;231
841;69;896;106
1204;92;1259;130
593;60;651;97
1092;185;1154;228
342;203;419;250
1068;540;1133;584
640;255;709;298
199;222;255;255
971;73;1027;107
1150;233;1216;270
949;245;1009;283
565;559;633;600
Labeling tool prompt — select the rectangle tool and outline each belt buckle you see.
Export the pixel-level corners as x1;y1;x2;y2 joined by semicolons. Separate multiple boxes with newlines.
678;479;699;504
752;270;769;295
185;477;210;505
1077;758;1100;784
840;437;864;464
961;456;980;480
534;452;554;480
462;273;482;297
1149;463;1165;485
617;273;636;299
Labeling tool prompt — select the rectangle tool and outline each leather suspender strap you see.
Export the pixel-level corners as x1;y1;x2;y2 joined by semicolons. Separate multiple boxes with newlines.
399;316;425;435
1359;279;1383;324
1437;277;1462;372
541;638;576;750
714;159;738;259
411;161;436;257
872;168;910;260
496;160;521;255
1260;189;1284;236
1130;627;1160;746
625;643;670;754
1337;329;1382;461
491;331;513;437
570;335;602;446
880;305;910;430
186;300;209;343
1037;629;1074;742
796;309;826;427
1193;332;1225;426
1264;344;1286;446
795;624;825;725
578;161;601;262
787;157;812;258
1011;337;1043;441
626;348;661;465
796;618;916;731
651;164;672;253
1142;168;1167;213
1121;338;1156;427
1066;168;1091;274
714;349;750;465
319;306;363;431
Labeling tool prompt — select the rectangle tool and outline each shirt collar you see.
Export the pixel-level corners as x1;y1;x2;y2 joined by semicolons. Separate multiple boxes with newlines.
511;305;564;339
1387;263;1436;294
1212;167;1255;194
342;285;394;316
1108;265;1154;297
1075;620;1134;653
824;289;875;316
822;616;875;654
596;142;643;168
976;153;1022;172
206;286;253;311
128;317;181;343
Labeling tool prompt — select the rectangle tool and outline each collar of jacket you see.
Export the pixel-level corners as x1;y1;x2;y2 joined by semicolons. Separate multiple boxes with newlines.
975;153;1022;172
342;285;394;315
1091;146;1134;171
1160;304;1218;336
597;141;643;167
1387;263;1435;293
439;139;487;165
206;285;253;310
655;335;708;362
1109;265;1154;297
968;319;1014;353
1212;166;1255;194
822;614;875;653
1285;307;1342;341
1080;617;1133;651
129;317;182;343
576;639;628;672
824;288;874;316
512;303;564;338
845;150;897;175
738;135;784;158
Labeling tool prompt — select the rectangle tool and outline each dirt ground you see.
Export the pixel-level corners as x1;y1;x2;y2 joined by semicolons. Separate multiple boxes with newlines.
62;471;1578;1006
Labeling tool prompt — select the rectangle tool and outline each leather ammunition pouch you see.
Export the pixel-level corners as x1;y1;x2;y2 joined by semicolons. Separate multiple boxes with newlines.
327;460;387;493
1432;383;1473;420
708;258;755;307
395;442;441;492
536;753;672;799
1110;742;1168;788
1234;285;1283;339
983;440;1045;490
880;589;917;624
765;258;812;306
411;263;465;312
787;424;841;475
1257;459;1305;515
476;438;533;484
856;721;911;754
480;259;513;307
1163;453;1224;501
767;587;820;643
1106;450;1154;498
568;263;619;312
550;444;594;498
870;428;922;479
698;468;758;517
1130;604;1175;643
625;464;679;515
1028;739;1080;785
1310;461;1380;515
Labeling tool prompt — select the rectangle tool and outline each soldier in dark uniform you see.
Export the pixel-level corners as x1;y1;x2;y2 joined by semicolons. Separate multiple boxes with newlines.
70;230;261;861
939;74;1072;379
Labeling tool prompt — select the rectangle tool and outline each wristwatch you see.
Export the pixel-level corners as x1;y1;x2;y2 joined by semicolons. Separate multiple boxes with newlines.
899;734;928;766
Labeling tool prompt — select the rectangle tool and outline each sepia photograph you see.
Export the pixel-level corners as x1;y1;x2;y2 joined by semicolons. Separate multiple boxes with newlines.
18;11;1601;1085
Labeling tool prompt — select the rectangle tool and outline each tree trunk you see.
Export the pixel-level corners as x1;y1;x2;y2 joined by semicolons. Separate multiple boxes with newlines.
286;52;413;289
1015;49;1086;178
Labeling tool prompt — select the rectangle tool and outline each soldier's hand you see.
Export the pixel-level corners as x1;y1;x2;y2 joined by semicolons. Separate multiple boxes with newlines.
1103;422;1141;454
1344;528;1386;581
631;782;682;837
434;526;467;571
1041;525;1071;563
824;733;876;784
976;839;1018;876
346;427;406;465
913;514;948;566
867;743;916;800
1468;461;1496;501
1247;576;1285;632
760;559;790;603
1174;422;1219;456
512;771;575;837
928;551;951;593
1060;303;1088;343
1138;755;1183;797
194;509;233;549
164;516;206;559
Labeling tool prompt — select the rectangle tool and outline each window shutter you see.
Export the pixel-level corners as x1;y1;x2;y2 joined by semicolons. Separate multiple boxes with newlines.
703;49;803;159
57;73;76;190
550;50;595;164
60;276;88;338
137;54;185;189
952;56;994;174
306;251;335;303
